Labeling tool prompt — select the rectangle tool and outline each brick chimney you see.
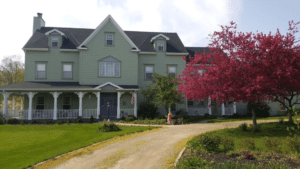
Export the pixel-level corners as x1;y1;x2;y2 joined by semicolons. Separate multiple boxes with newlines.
33;13;45;34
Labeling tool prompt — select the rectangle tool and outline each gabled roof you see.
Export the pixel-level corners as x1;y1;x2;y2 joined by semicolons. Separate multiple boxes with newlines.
45;29;66;37
150;34;170;43
23;16;188;53
78;15;139;51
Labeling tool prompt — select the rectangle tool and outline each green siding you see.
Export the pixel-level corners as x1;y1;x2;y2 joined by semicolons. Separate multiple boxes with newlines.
24;49;79;82
79;20;138;85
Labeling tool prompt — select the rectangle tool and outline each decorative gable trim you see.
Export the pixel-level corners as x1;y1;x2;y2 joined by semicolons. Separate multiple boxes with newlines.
78;15;140;51
94;82;123;89
150;34;170;43
45;29;66;37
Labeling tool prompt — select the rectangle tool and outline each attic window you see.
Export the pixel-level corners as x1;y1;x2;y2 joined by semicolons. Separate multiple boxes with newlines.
157;42;164;52
106;34;113;45
51;37;59;47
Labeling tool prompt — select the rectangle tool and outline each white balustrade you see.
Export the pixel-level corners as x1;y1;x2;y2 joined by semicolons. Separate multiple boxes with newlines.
31;110;54;119
82;109;97;119
7;110;25;118
57;109;79;119
225;107;234;115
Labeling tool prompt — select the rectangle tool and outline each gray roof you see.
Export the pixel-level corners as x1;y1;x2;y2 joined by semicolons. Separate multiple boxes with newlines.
185;47;210;62
24;27;188;53
0;81;139;91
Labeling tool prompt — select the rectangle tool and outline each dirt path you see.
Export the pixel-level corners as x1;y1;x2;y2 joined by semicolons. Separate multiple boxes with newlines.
45;120;280;169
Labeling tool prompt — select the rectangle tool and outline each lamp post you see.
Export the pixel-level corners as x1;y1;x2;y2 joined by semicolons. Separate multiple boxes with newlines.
107;101;110;122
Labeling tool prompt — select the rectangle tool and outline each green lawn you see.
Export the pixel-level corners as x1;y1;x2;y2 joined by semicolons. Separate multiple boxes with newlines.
192;122;294;153
207;116;288;123
0;123;156;169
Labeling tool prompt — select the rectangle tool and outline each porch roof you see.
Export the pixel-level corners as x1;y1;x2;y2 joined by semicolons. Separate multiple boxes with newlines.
0;81;139;91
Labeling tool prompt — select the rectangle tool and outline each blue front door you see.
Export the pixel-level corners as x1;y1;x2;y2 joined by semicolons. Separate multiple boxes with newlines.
100;93;117;118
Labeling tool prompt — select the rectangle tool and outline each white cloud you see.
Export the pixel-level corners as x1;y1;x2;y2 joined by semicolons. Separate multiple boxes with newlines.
0;0;242;63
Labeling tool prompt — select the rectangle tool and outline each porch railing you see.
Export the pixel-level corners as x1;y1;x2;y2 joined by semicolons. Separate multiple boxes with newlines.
225;107;234;115
32;110;54;119
57;109;79;119
83;109;97;119
188;108;209;116
120;108;134;117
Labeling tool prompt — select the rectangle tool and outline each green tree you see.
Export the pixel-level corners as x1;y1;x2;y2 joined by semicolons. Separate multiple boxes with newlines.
143;74;184;113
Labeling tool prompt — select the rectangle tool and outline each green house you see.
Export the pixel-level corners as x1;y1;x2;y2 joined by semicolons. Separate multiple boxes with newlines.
0;13;286;121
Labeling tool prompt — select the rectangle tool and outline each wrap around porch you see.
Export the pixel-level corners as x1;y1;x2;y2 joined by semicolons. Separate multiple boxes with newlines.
0;82;139;121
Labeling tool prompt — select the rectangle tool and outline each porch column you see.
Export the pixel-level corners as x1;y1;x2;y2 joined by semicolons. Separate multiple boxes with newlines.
117;92;125;119
222;103;225;116
50;92;62;120
186;98;188;113
75;92;87;117
26;92;37;120
12;96;15;110
21;97;23;110
233;102;237;114
208;96;212;115
93;92;100;119
2;92;12;116
134;91;137;118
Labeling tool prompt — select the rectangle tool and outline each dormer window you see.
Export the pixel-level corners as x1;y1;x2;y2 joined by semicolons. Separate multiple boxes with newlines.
51;37;59;47
157;42;164;52
106;34;113;45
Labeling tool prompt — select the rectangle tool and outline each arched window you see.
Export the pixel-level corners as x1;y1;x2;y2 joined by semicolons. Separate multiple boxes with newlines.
99;56;120;77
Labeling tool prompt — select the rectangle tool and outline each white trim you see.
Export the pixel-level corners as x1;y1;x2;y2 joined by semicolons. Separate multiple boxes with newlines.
166;52;189;56
23;48;49;51
45;29;66;37
139;52;156;55
150;34;170;43
60;49;79;52
116;89;139;91
78;15;140;51
94;82;123;89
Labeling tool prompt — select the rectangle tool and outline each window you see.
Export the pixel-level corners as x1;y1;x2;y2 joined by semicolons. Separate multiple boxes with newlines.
36;97;44;110
198;101;205;106
211;100;216;106
157;42;164;51
63;64;72;79
63;96;71;110
171;104;176;111
145;65;154;80
36;63;46;79
51;37;59;47
168;65;176;77
106;34;113;45
188;101;194;106
99;62;120;77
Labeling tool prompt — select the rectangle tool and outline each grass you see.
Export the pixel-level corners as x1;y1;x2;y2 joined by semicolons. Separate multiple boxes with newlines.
207;116;289;123
176;122;300;168
0;123;156;169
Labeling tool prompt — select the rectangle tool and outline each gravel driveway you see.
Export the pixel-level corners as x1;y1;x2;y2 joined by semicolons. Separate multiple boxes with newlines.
45;120;279;169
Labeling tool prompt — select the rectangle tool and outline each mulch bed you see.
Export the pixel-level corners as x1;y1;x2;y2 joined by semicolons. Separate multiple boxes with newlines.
182;148;300;168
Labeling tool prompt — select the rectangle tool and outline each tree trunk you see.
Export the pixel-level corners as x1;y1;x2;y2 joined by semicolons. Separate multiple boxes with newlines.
288;110;293;124
252;108;257;128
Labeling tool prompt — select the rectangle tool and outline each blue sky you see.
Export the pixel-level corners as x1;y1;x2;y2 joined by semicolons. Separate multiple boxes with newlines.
0;0;299;63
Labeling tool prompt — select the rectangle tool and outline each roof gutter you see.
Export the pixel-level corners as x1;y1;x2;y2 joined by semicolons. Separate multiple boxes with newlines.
166;52;189;56
23;48;49;52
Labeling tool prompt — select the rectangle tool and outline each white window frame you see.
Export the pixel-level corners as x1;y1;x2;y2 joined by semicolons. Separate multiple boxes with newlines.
99;62;120;77
157;41;164;51
168;65;176;77
106;34;113;45
62;96;71;110
36;96;45;110
63;64;72;79
51;36;59;47
145;65;154;80
36;63;46;79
